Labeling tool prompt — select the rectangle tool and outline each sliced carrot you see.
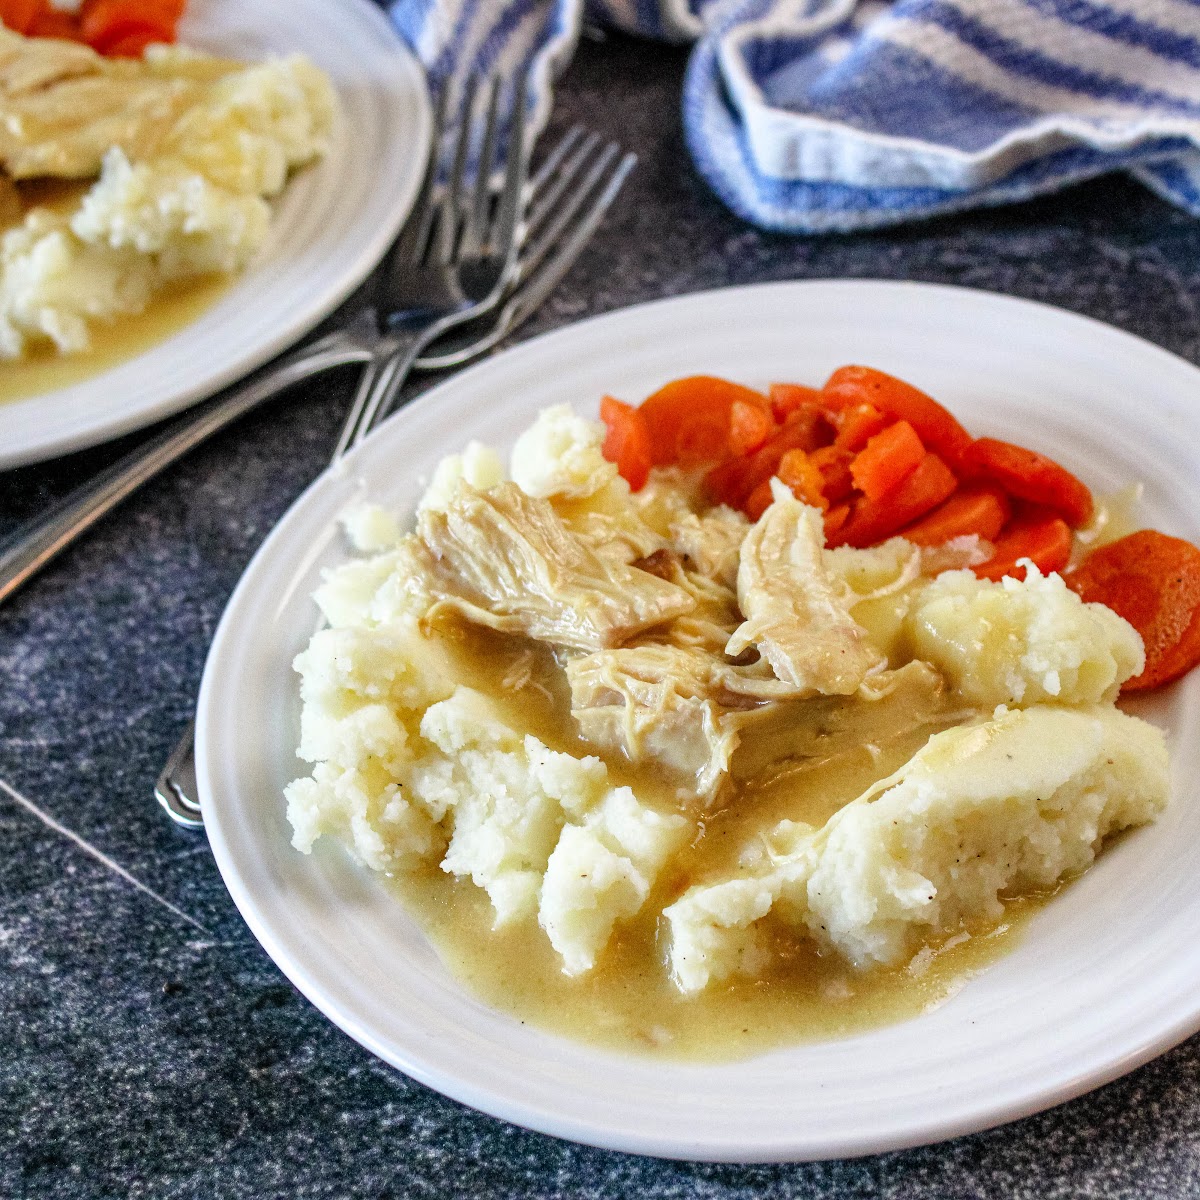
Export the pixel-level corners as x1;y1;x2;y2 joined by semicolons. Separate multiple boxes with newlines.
834;453;958;548
898;485;1011;547
850;420;925;501
822;366;974;470
728;399;775;458
810;444;855;504
824;503;850;542
833;403;888;452
704;407;828;510
599;396;652;492
80;1;177;52
103;28;158;55
29;9;83;39
1066;530;1200;690
962;437;1093;527
973;512;1071;582
744;480;775;522
777;449;828;510
0;0;42;35
639;375;769;468
768;382;822;422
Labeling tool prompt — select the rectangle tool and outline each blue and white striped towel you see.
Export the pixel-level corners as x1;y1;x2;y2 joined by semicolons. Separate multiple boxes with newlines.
390;0;1200;233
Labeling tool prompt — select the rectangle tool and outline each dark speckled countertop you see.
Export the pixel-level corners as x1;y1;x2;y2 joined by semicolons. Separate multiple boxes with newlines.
5;22;1200;1200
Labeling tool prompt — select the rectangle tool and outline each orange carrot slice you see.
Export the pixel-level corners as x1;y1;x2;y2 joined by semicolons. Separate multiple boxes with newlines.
962;437;1094;527
777;448;828;510
822;366;974;470
810;444;855;504
728;398;775;458
824;503;850;542
835;453;957;548
705;407;829;510
640;375;769;468
898;485;1011;547
744;480;774;522
768;382;822;422
80;0;177;53
850;420;925;500
973;512;1071;582
29;9;83;38
833;403;888;452
599;396;652;492
0;0;42;34
1066;529;1200;690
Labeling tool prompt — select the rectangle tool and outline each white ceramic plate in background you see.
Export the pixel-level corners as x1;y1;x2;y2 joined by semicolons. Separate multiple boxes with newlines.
197;281;1200;1162
0;0;430;469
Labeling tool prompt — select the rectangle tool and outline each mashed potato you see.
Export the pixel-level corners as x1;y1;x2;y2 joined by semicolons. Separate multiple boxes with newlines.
286;404;1168;996
0;48;336;357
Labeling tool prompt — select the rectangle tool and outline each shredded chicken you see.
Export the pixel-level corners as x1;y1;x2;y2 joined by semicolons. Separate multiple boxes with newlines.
0;28;242;180
414;482;695;652
726;481;885;694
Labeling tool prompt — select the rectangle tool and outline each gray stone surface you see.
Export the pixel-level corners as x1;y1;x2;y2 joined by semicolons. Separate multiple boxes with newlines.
4;25;1200;1200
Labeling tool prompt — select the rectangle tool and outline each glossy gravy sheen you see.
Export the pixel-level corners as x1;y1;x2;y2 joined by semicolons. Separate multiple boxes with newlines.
0;180;232;406
389;619;1049;1061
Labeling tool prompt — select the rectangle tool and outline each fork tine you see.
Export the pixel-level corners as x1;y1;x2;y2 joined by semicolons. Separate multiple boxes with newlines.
460;77;502;257
529;124;583;198
487;71;529;257
518;139;618;283
525;130;602;237
433;77;476;265
407;84;450;265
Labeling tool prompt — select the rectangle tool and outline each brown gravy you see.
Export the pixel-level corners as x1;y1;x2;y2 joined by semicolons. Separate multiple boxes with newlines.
0;180;232;406
386;619;1051;1061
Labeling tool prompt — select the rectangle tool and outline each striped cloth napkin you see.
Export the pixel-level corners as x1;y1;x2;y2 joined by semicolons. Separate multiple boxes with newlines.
391;0;1200;233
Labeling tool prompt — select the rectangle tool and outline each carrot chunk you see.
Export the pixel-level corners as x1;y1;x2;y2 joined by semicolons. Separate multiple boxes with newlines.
973;512;1071;582
834;453;957;548
599;396;652;492
777;449;828;510
704;407;828;510
81;0;179;51
962;437;1094;527
0;0;42;34
850;420;925;500
744;480;775;522
640;375;769;468
1066;529;1200;690
824;503;850;542
810;444;855;504
29;9;83;38
728;399;776;458
768;382;822;422
833;403;888;452
822;366;974;470
898;485;1011;547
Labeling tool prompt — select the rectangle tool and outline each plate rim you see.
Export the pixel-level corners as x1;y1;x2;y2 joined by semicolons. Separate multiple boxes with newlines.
0;0;431;469
197;278;1200;1162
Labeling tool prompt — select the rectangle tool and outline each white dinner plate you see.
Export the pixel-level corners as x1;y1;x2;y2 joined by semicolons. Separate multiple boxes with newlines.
197;280;1200;1162
0;0;430;469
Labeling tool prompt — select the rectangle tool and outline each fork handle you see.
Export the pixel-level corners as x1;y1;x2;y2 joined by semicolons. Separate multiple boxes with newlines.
0;331;375;607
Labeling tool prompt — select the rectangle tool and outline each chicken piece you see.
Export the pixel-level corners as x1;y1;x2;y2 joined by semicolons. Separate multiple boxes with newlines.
669;505;748;591
726;481;884;694
567;641;801;797
0;29;243;180
569;649;944;800
414;482;695;652
727;662;946;782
